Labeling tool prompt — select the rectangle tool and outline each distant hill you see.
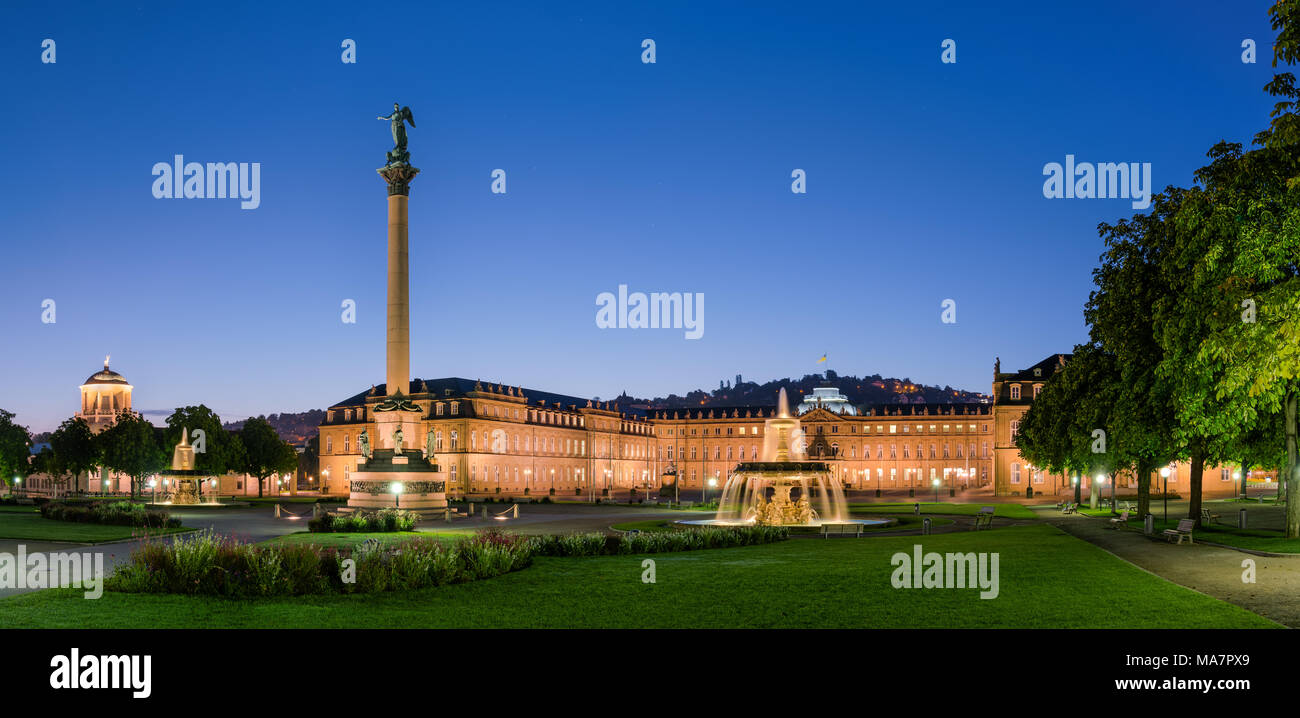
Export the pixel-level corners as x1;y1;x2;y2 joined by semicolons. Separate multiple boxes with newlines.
223;410;326;446
611;370;987;411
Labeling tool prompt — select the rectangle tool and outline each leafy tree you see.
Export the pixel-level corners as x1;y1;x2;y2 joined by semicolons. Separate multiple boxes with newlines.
97;411;166;499
240;416;298;498
29;446;60;488
1087;190;1185;519
0;410;33;491
1017;344;1120;506
49;416;99;491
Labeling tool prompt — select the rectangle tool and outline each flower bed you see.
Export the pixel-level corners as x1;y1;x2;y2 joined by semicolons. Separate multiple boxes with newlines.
528;525;789;557
107;529;534;596
40;500;179;529
308;508;418;533
105;525;789;596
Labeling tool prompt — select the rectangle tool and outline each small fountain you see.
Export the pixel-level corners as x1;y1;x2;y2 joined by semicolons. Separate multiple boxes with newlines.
681;389;887;528
154;428;219;505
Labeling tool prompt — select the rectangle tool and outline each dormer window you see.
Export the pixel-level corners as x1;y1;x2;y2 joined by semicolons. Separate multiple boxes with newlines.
1033;368;1042;377
1010;384;1021;400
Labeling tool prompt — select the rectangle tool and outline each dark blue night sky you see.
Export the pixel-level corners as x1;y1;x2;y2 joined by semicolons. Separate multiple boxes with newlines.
0;0;1283;431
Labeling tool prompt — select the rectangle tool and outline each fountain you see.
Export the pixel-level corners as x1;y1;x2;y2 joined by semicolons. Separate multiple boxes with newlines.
681;389;888;528
154;428;215;505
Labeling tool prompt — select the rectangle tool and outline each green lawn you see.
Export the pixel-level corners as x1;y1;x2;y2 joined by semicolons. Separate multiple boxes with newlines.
0;524;1274;628
848;502;1037;520
240;496;346;505
0;513;192;543
257;531;470;549
1114;516;1300;553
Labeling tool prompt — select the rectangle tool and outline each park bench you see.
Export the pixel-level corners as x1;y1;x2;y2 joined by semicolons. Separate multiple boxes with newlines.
1200;508;1221;525
1120;501;1136;513
820;523;864;538
973;507;995;530
1162;518;1195;545
1108;510;1130;529
1061;502;1078;514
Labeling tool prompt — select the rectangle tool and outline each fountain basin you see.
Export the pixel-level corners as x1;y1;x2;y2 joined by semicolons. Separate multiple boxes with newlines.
676;517;894;529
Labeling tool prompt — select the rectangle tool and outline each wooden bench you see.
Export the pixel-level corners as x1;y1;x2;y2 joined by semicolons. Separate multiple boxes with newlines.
1060;502;1078;514
1201;508;1221;525
820;523;864;538
973;507;995;530
1162;518;1195;544
1108;510;1130;529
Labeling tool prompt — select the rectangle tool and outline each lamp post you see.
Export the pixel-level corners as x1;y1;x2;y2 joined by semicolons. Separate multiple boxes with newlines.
12;477;19;498
706;475;717;505
1160;467;1170;523
932;477;940;503
322;467;330;494
1235;469;1243;500
391;481;402;508
149;477;157;503
1071;475;1079;505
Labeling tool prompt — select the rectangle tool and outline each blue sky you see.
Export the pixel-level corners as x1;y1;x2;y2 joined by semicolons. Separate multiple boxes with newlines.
0;0;1284;432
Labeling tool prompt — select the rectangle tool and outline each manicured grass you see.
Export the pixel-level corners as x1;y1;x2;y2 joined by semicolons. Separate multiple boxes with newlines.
0;505;39;514
256;531;469;549
613;515;948;534
0;513;192;543
0;524;1274;628
241;496;346;505
610;519;676;532
848;502;1037;520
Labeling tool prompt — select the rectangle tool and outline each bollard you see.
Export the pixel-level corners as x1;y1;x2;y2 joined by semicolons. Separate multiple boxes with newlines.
512;504;519;518
482;505;488;518
275;504;281;518
922;517;932;535
444;507;451;523
1240;508;1247;529
1143;513;1153;536
914;503;920;516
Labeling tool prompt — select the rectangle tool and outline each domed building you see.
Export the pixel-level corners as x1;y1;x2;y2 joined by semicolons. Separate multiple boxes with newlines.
797;382;857;416
77;355;133;433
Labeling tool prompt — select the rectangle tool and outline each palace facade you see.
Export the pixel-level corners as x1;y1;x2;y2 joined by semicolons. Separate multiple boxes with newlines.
318;355;1257;501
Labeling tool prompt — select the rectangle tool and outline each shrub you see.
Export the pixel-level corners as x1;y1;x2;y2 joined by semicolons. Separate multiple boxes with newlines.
40;500;178;529
107;524;788;597
309;508;418;533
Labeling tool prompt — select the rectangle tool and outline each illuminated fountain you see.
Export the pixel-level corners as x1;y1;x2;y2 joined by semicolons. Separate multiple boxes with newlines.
683;388;886;528
154;428;220;505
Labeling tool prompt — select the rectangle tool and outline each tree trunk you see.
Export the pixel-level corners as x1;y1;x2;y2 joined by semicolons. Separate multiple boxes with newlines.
1136;460;1150;519
1286;391;1298;538
1188;445;1204;527
258;475;265;498
1073;470;1081;504
1241;459;1249;500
